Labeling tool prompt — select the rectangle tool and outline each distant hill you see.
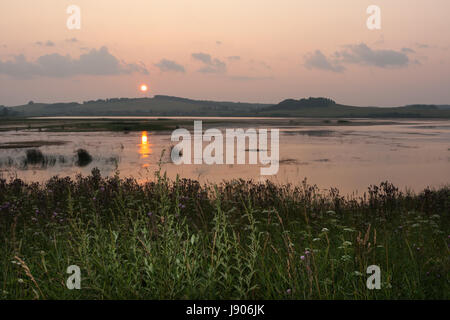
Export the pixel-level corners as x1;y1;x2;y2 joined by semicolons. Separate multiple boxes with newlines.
3;96;450;118
265;97;337;110
5;96;271;117
258;98;450;118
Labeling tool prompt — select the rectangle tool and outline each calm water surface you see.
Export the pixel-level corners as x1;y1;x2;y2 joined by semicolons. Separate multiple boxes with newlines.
0;119;449;195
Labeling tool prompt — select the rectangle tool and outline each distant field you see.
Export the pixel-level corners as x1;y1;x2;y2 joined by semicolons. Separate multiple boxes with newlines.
0;117;404;133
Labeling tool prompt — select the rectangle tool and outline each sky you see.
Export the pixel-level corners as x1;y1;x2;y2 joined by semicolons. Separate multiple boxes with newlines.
0;0;449;107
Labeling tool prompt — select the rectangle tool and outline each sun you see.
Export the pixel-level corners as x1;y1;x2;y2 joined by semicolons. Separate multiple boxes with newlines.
139;84;148;92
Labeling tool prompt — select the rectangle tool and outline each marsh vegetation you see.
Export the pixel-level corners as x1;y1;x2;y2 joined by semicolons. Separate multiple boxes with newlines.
0;169;448;299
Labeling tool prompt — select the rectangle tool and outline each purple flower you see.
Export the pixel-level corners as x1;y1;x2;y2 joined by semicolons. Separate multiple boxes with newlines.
300;255;305;261
100;187;105;192
35;209;39;214
286;289;292;294
147;212;153;217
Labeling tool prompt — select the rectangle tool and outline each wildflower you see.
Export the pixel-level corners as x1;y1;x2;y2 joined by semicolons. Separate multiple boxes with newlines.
100;187;105;192
341;255;352;262
286;289;292;294
300;255;305;261
321;227;329;233
147;212;153;217
342;241;352;247
18;279;24;284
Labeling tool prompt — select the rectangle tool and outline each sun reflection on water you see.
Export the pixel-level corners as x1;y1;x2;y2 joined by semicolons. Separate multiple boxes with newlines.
139;131;152;166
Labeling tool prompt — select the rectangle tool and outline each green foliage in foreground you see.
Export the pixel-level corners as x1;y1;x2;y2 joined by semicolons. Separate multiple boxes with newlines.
0;169;449;299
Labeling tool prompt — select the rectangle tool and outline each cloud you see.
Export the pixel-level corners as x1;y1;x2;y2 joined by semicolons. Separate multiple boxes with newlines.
337;43;409;68
192;52;227;74
228;56;241;61
0;46;148;78
415;43;431;49
35;40;55;47
154;59;185;73
304;50;345;73
305;43;412;72
401;47;415;54
192;53;212;64
249;59;271;70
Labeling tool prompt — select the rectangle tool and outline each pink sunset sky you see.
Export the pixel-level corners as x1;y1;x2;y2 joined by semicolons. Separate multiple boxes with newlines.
0;0;449;106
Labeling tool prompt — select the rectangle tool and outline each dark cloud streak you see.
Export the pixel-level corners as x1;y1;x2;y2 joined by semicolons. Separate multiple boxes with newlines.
154;59;185;73
304;43;412;72
192;52;227;74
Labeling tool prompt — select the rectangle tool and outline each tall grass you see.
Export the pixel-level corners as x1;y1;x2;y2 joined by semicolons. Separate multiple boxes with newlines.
0;169;448;299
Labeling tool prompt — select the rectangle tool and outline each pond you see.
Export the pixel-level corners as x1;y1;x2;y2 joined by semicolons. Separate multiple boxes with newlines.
0;118;449;195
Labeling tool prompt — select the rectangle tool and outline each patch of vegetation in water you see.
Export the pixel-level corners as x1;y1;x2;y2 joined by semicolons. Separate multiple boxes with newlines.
75;149;93;167
25;149;44;164
290;130;335;137
0;170;448;299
